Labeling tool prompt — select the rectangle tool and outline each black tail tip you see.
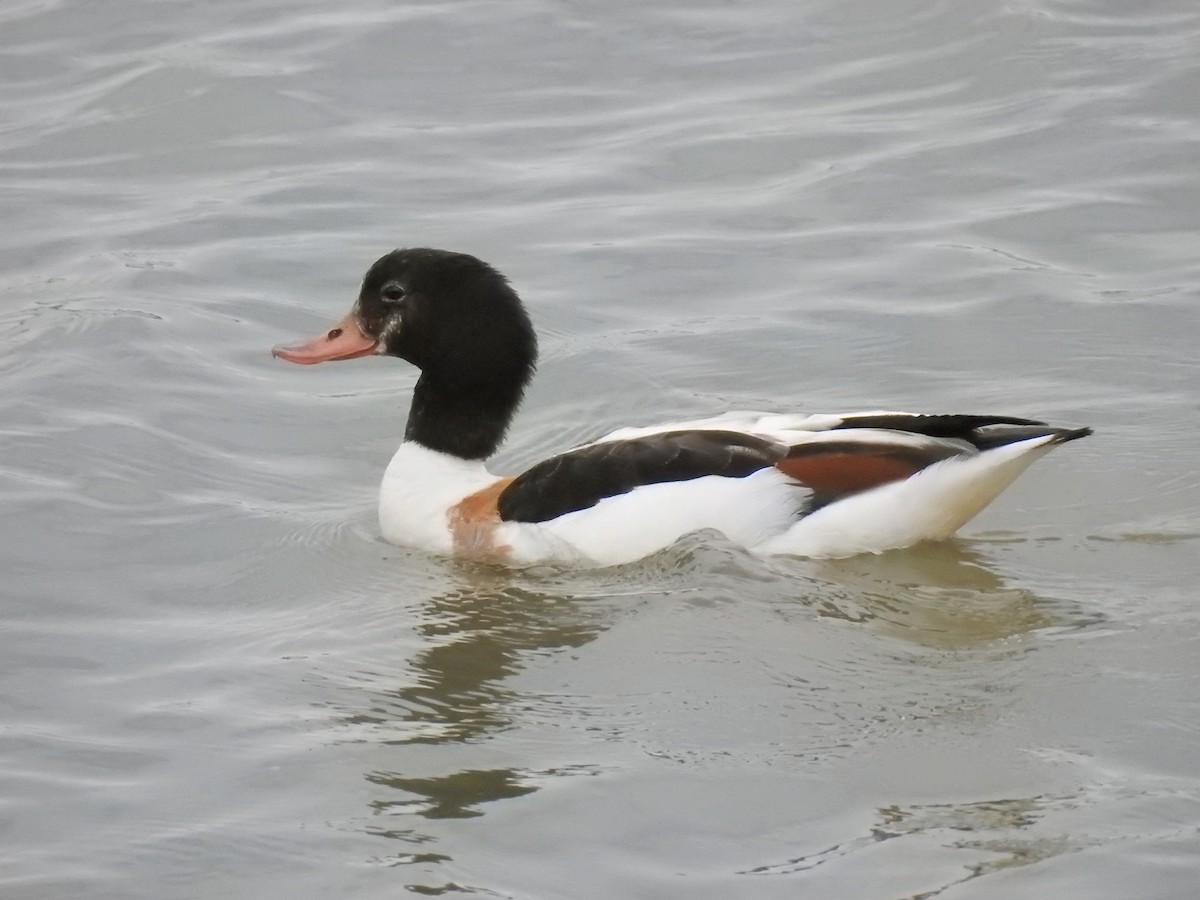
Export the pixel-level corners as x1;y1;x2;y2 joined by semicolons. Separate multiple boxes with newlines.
1052;426;1094;445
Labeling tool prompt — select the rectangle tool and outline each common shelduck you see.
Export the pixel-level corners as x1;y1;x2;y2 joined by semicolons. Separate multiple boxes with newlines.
273;248;1091;566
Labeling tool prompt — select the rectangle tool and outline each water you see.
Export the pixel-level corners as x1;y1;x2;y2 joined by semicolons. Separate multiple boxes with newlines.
2;0;1198;897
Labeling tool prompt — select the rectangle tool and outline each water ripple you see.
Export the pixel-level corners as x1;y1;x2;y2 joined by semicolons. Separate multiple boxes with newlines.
2;0;1197;897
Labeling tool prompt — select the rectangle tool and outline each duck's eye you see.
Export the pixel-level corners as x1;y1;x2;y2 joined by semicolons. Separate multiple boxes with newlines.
381;282;406;303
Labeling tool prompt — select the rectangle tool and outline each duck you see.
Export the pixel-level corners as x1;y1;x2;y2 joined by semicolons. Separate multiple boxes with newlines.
272;248;1091;566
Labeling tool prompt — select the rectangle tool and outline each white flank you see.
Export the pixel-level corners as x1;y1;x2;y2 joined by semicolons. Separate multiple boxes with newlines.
754;435;1061;558
502;468;802;566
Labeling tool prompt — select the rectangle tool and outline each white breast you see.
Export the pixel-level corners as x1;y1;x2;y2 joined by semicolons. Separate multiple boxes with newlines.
378;443;497;554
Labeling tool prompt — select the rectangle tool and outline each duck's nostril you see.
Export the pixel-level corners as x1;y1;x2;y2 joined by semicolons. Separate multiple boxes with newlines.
327;327;343;340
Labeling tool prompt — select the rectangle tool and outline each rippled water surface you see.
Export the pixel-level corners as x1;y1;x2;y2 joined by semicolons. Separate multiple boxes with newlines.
2;0;1199;897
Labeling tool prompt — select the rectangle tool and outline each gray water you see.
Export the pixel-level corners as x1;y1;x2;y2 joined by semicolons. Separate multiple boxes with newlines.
2;0;1199;897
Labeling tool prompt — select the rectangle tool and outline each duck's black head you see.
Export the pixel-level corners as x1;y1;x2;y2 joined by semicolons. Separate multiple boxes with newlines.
273;248;538;460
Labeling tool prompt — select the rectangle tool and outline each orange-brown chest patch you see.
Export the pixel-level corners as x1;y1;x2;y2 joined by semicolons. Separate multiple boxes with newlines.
447;477;516;559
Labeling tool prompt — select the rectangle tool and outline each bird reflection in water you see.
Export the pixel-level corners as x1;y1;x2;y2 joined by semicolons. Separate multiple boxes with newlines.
789;540;1100;649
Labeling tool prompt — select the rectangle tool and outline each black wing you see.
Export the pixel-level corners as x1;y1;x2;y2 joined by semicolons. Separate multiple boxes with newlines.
832;413;1091;450
497;430;785;524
